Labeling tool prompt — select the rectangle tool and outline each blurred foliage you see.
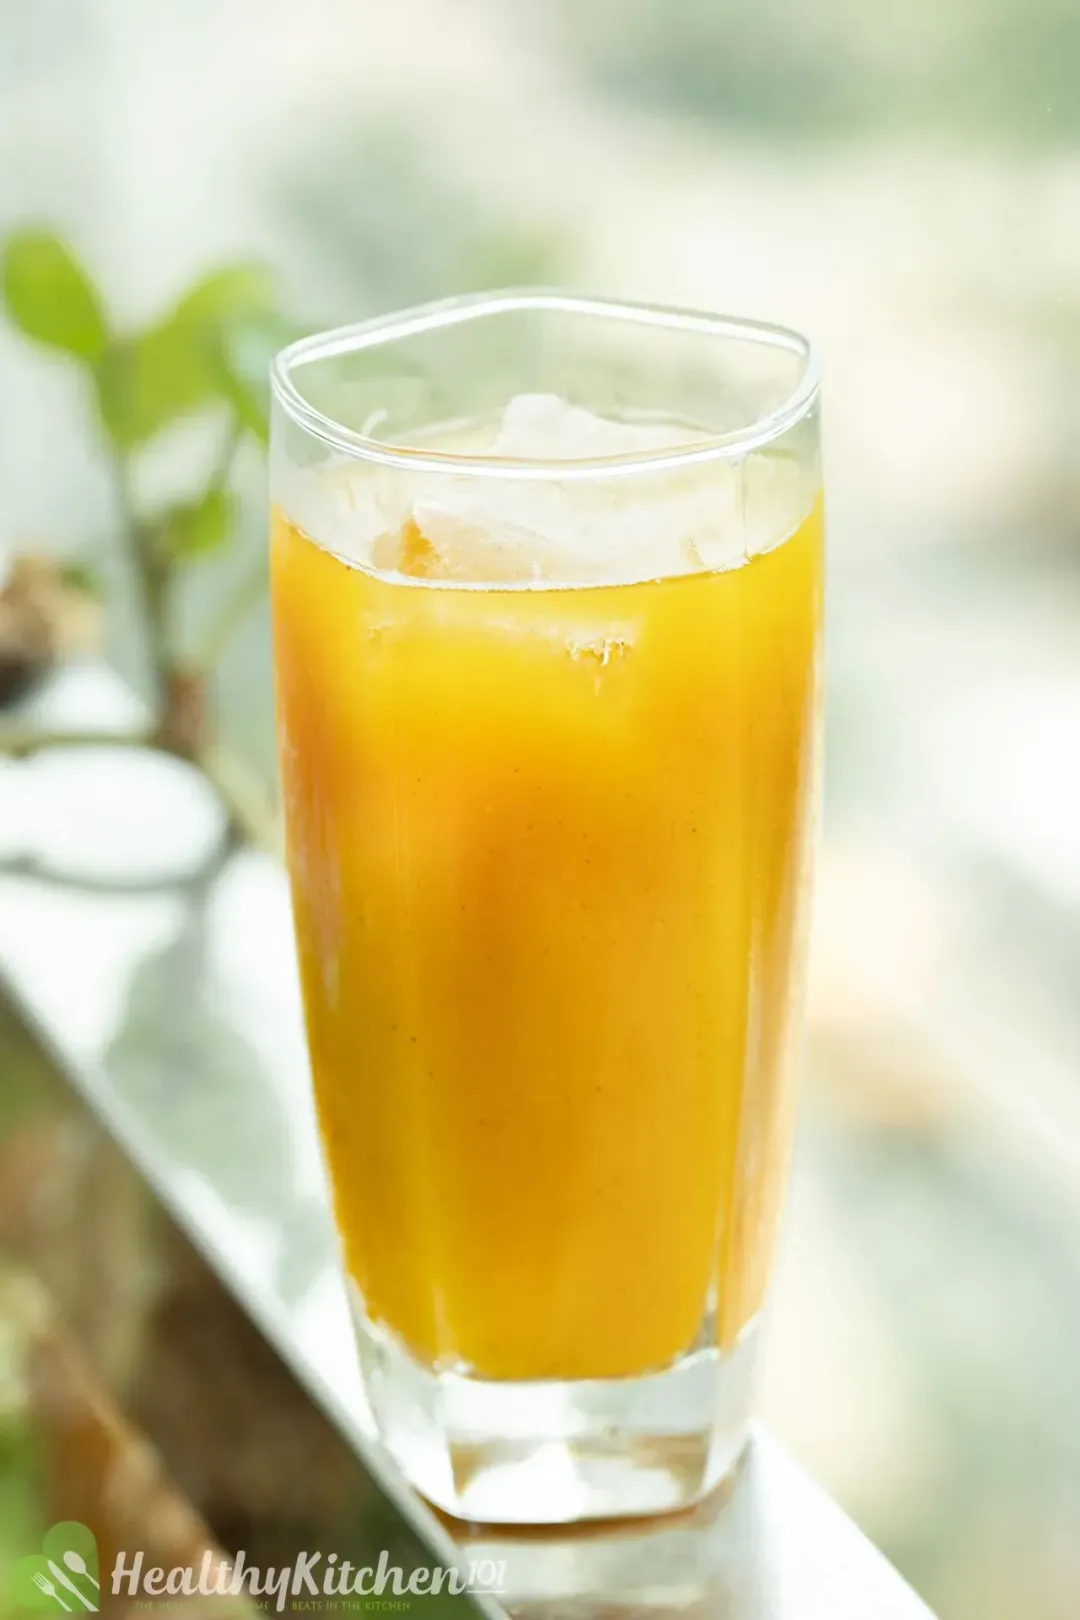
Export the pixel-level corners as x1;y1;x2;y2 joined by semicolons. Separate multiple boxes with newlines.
0;1280;44;1618
546;0;1080;143
0;229;289;759
93;265;277;452
268;118;566;323
0;1009;50;1611
1;237;278;456
1;233;107;362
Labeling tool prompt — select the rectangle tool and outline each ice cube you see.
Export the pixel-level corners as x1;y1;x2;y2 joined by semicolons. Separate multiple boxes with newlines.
279;458;406;567
492;393;693;461
409;394;726;584
281;397;812;586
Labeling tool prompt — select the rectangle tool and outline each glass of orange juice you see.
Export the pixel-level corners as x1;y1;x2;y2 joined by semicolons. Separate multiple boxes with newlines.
269;292;822;1525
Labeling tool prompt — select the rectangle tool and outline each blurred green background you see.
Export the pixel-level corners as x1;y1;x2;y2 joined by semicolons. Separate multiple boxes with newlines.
2;2;1080;1617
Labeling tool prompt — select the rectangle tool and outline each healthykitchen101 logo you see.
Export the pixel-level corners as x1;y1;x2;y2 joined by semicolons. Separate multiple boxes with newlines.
10;1522;507;1612
9;1522;99;1613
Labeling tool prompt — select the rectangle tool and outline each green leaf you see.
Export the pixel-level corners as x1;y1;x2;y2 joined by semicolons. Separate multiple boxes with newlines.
93;262;276;447
216;312;293;447
172;264;275;326
94;322;218;447
159;488;234;560
0;229;108;361
174;268;278;444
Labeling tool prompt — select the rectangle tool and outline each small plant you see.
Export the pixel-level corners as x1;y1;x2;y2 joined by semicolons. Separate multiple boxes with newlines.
0;229;289;840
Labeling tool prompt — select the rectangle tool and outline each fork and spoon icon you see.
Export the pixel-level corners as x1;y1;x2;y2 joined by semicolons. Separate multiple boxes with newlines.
30;1550;99;1612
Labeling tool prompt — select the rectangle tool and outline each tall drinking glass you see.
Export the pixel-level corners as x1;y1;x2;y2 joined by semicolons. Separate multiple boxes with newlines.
269;292;822;1525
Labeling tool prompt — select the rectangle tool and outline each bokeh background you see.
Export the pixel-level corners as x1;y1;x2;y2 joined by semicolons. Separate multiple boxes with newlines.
3;3;1080;1617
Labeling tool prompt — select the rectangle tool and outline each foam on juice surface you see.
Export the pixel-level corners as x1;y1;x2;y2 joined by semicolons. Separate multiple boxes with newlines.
283;394;808;586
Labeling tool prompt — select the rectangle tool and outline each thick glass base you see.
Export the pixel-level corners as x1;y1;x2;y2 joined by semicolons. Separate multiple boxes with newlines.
350;1290;759;1524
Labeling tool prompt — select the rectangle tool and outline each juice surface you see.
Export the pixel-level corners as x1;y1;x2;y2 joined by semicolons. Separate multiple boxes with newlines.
272;496;822;1381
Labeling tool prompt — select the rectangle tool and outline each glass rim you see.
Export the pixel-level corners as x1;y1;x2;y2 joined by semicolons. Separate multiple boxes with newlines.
270;289;820;482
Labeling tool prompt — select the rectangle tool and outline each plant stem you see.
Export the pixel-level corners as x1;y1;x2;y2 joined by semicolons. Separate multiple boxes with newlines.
112;455;169;714
194;417;265;673
209;416;243;495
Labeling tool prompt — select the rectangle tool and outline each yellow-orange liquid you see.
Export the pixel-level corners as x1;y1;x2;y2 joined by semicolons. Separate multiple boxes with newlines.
272;497;822;1381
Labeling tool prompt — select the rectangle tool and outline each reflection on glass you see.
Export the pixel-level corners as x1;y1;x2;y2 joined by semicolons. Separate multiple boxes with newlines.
456;1445;777;1619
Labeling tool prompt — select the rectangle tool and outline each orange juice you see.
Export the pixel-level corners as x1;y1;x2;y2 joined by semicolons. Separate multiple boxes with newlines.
272;487;822;1383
